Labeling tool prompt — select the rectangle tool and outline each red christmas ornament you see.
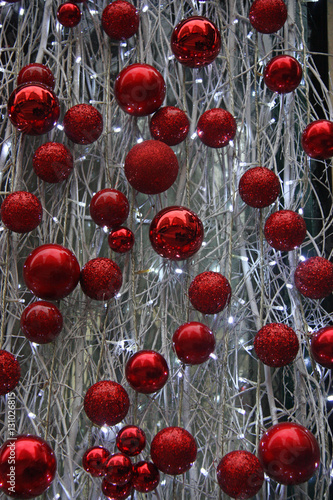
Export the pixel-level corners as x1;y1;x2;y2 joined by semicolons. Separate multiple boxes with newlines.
0;350;20;396
33;142;73;183
197;108;237;148
105;453;132;485
108;227;134;253
114;63;166;116
80;258;122;301
294;256;333;299
264;55;302;94
20;301;63;344
254;323;299;367
249;0;287;34
101;478;133;499
57;3;81;28
125;350;169;394
172;322;216;365
216;450;264;500
1;191;42;233
150;426;197;475
82;446;110;477
301;119;333;160
90;189;129;229
23;243;80;300
7;83;60;135
149;106;190;146
63;103;103;144
171;16;221;68
84;380;130;427
149;206;204;260
132;461;160;493
258;422;320;485
116;425;146;456
238;166;280;208
17;63;55;89
189;271;231;315
264;210;306;251
311;326;333;369
0;435;56;498
102;0;139;40
124;140;179;194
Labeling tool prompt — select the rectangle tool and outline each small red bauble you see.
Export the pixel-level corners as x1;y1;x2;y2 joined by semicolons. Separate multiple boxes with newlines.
172;322;216;365
124;140;179;194
23;244;80;300
132;461;160;493
7;83;60;135
149;106;190;146
80;258;122;301
149;206;204;261
0;435;56;498
301;120;333;160
0;350;20;395
82;446;110;477
90;189;129;229
125;350;169;394
116;425;146;456
17;63;55;89
311;326;333;369
197;108;237;148
57;3;81;27
264;55;302;94
150;426;197;475
264;210;306;251
63;103;103;144
102;0;139;40
254;323;299;367
1;191;42;233
114;63;166;116
171;16;221;68
249;0;287;34
84;380;130;427
294;256;333;299
108;227;134;253
102;478;133;499
189;271;231;314
105;453;133;485
238;166;280;208
20;301;63;344
216;450;264;499
33;142;73;183
258;422;320;485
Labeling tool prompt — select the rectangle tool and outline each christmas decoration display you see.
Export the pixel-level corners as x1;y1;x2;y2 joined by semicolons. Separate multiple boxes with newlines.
105;453;133;485
80;257;122;300
238;166;280;208
294;256;333;299
63;104;103;144
116;425;146;456
102;0;139;40
108;227;134;253
310;326;333;369
264;210;307;251
150;426;197;475
149;106;190;146
33;142;73;183
17;63;55;89
172;321;216;365
57;3;81;28
254;323;299;367
125;350;169;394
197;108;237;148
84;380;130;427
263;55;302;94
101;478;133;499
0;350;20;395
188;271;231;314
301;119;333;159
20;301;63;344
82;446;110;477
90;188;129;228
1;191;42;233
132;461;160;493
249;0;288;34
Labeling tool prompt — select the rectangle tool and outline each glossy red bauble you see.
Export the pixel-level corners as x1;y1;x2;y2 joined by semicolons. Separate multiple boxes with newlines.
264;210;306;251
132;461;160;493
150;426;197;475
301;120;333;160
1;191;42;233
102;478;133;499
57;3;81;27
311;326;333;369
149;106;190;146
171;16;221;68
80;258;122;301
33;142;73;183
0;350;20;396
102;0;139;40
249;0;287;34
258;422;320;485
20;301;63;344
82;446;110;477
238;166;280;208
125;350;169;394
116;425;146;456
84;380;130;427
172;322;216;365
189;271;231;314
63;103;103;144
90;188;129;229
254;323;299;367
294;256;333;299
108;227;134;254
105;453;133;485
264;55;302;94
197;108;237;148
17;63;55;89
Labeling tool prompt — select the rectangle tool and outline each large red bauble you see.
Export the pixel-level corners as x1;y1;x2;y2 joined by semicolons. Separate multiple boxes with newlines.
80;258;122;301
301;120;333;160
23;244;80;300
197;108;237;148
7;83;60;135
101;478;133;499
0;350;20;395
57;2;81;27
108;227;134;253
114;63;166;116
254;323;299;367
189;271;231;314
150;427;197;475
258;422;320;485
82;446;110;477
249;0;287;34
294;256;333;299
0;435;56;498
102;0;139;40
1;191;42;233
124;140;179;194
20;301;63;344
125;350;169;394
172;322;216;365
264;55;302;94
105;453;133;485
311;326;333;369
171;16;221;68
84;380;130;427
149;106;190;146
63;103;103;144
216;450;264;499
116;425;146;456
264;210;306;251
90;188;129;228
132;461;160;493
17;63;55;89
149;206;204;261
33;142;73;183
238;166;280;208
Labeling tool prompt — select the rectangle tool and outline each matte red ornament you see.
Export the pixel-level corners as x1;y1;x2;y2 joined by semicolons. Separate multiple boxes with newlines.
249;0;287;34
17;63;55;89
114;63;166;116
0;350;20;396
264;55;302;94
311;326;333;369
33;142;73;183
238;166;280;208
82;446;110;477
102;0;139;40
124;140;179;194
258;422;320;485
108;227;134;253
101;478;133;499
173;322;216;365
171;16;221;68
0;435;56;498
1;191;42;233
105;453;133;485
301;119;333;160
7;83;60;135
254;323;299;367
149;206;204;261
125;350;169;394
149;106;190;146
20;301;63;344
132;461;160;493
116;425;146;456
57;2;81;27
197;108;237;148
264;210;306;251
189;271;231;314
63;103;103;144
150;426;197;475
90;189;129;229
294;256;333;299
23;243;80;300
84;380;130;427
216;450;264;499
80;258;122;301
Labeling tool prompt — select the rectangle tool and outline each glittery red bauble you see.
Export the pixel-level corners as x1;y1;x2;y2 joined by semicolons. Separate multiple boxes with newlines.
125;350;169;394
150;427;197;475
82;446;110;477
189;271;231;314
102;0;139;40
254;323;299;367
63;103;103;144
173;322;216;365
0;350;20;395
105;453;132;485
197;108;237;148
264;210;306;251
80;258;122;301
23;244;80;300
0;435;56;498
108;227;134;253
149;206;204;261
102;478;133;499
238;167;280;208
216;451;264;500
84;380;130;427
264;55;302;94
149;106;190;146
301;120;333;160
20;301;63;344
17;63;55;89
1;191;42;233
311;326;333;369
171;16;221;68
90;189;129;228
114;63;166;116
116;425;146;456
258;422;320;485
33;142;73;183
249;0;287;34
294;256;333;299
132;461;160;493
57;3;81;27
124;140;179;194
7;83;60;135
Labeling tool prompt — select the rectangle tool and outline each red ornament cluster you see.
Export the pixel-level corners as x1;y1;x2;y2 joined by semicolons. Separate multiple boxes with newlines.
197;108;237;148
239;166;280;208
172;322;216;365
57;3;81;28
102;0;139;40
150;426;197;475
254;323;299;367
264;55;302;94
189;271;231;314
311;326;333;369
20;301;63;344
217;450;264;499
90;188;129;228
63;103;103;144
1;191;42;233
249;0;287;34
80;257;122;301
108;227;135;253
17;63;55;89
125;350;169;394
149;106;190;146
264;210;306;251
0;350;21;396
301;119;333;160
33;142;73;183
84;380;130;427
294;256;333;299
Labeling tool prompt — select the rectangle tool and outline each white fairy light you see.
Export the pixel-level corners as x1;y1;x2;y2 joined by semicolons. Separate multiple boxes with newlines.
175;268;183;274
299;255;306;262
191;132;197;140
200;468;208;476
28;412;36;419
142;5;149;12
75;57;81;63
228;316;234;324
57;124;64;130
103;226;109;233
209;353;217;360
286;284;293;289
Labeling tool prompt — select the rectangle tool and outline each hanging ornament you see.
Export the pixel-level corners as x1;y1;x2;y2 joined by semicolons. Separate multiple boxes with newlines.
311;326;333;369
197;108;237;148
132;461;160;493
0;350;20;396
82;446;110;477
102;0;139;40
294;256;333;299
172;322;216;365
254;323;299;367
1;191;42;233
101;478;133;499
258;422;320;485
188;271;231;314
149;106;190;146
33;142;73;183
90;189;129;229
125;350;169;394
105;453;133;486
263;55;302;94
238;166;280;208
17;63;55;89
249;0;287;34
63;103;103;144
264;210;307;251
171;16;221;68
116;425;146;456
301;119;333;160
84;380;130;427
20;301;63;344
80;258;122;301
150;426;197;475
108;227;134;253
57;3;81;27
